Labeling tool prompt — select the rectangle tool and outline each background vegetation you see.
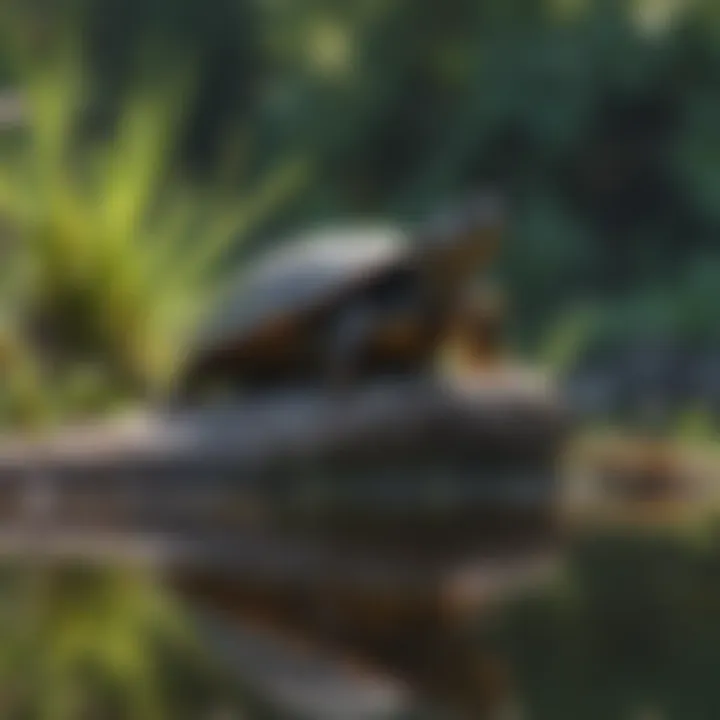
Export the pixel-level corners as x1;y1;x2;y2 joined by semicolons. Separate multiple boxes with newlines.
6;2;720;345
3;0;720;394
7;0;718;346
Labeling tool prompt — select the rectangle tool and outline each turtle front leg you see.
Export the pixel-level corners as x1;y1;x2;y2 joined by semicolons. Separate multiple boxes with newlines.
323;303;375;394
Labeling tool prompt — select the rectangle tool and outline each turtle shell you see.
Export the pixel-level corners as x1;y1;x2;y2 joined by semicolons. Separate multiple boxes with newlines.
180;198;503;394
195;225;408;360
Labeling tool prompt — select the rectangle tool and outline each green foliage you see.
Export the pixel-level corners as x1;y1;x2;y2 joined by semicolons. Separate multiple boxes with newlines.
10;0;720;350
0;563;250;719
673;404;718;443
185;0;720;349
0;15;309;428
538;305;600;374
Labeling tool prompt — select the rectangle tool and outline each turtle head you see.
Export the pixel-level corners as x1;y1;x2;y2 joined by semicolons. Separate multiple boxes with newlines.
415;193;505;276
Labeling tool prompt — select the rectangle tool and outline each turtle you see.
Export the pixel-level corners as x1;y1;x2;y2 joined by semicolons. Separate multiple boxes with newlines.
177;195;504;400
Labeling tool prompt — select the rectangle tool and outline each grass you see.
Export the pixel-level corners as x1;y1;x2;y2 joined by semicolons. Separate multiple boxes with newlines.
0;20;309;430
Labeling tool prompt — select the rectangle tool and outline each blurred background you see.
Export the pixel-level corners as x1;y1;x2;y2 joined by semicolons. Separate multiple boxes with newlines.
1;0;720;718
4;0;720;422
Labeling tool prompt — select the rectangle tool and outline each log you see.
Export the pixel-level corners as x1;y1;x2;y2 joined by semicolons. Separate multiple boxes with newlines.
0;376;566;474
0;376;568;558
0;376;567;717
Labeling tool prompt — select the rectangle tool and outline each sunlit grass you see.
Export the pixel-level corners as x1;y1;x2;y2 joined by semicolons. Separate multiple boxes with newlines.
0;24;309;429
